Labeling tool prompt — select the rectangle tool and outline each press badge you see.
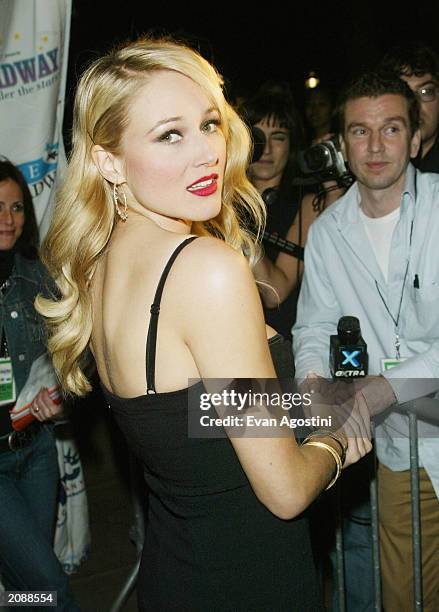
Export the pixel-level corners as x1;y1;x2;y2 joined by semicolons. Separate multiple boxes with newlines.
0;357;16;406
381;357;407;372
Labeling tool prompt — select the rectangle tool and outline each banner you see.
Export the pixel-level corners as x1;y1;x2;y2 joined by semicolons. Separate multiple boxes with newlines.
0;0;72;236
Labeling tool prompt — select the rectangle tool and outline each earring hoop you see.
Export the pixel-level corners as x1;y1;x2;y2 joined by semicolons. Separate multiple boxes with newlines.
113;183;128;222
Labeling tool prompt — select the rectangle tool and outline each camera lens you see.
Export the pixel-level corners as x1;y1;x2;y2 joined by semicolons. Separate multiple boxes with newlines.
303;144;330;172
251;126;266;164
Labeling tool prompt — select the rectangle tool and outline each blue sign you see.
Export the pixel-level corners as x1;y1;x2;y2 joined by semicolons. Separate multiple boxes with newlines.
18;143;59;184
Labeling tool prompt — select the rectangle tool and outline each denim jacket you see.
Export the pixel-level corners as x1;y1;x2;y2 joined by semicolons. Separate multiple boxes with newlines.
0;253;52;395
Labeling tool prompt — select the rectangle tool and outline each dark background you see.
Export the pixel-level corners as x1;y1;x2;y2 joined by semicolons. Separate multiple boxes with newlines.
65;1;439;135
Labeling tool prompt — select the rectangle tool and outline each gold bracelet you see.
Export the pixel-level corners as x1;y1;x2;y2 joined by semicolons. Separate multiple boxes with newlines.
302;430;348;466
302;439;343;490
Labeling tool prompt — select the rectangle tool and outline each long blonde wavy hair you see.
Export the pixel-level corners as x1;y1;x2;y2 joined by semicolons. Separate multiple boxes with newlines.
36;37;265;396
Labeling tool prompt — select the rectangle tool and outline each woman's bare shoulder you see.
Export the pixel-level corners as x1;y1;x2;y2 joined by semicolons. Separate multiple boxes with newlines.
176;236;254;291
169;236;273;379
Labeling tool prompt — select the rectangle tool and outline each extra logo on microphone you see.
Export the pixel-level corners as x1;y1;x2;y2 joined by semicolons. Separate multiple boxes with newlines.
335;347;367;377
330;316;369;380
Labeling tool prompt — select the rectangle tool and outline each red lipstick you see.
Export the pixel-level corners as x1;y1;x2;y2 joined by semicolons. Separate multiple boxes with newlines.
186;173;219;197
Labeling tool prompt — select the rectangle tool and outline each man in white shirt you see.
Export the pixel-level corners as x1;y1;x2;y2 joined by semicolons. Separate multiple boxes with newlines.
293;71;439;611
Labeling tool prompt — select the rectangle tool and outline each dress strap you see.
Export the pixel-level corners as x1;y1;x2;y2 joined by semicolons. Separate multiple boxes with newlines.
145;236;198;394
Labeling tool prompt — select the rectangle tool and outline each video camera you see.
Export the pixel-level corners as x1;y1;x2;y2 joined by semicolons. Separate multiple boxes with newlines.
297;136;354;188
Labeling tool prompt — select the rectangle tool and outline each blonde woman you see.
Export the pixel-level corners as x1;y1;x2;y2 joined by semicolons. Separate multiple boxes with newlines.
37;38;371;610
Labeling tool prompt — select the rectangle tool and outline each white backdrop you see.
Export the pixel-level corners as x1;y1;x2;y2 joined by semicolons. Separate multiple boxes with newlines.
0;0;71;237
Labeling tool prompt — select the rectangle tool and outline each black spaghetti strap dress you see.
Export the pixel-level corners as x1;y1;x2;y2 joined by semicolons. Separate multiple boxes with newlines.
102;237;322;611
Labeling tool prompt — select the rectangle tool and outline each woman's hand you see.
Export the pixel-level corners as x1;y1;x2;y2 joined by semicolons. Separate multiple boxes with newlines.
30;387;65;422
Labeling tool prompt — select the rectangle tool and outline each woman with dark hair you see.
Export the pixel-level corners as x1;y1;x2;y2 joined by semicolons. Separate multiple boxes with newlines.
0;160;39;258
242;89;304;204
0;159;79;610
239;90;317;338
241;88;344;337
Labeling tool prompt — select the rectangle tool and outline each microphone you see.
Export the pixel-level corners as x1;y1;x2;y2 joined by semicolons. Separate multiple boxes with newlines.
329;316;368;380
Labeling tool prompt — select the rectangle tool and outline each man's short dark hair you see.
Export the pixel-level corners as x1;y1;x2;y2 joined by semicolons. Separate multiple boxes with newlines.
337;71;420;136
380;41;439;81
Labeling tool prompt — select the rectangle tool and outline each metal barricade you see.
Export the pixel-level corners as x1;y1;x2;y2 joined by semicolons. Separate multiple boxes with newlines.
409;410;423;612
369;447;382;612
333;398;439;612
109;454;145;612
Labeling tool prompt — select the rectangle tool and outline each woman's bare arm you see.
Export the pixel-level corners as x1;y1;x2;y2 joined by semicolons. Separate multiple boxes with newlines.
179;238;371;519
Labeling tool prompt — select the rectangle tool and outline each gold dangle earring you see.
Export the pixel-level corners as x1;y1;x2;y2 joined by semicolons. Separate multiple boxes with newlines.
113;183;128;222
